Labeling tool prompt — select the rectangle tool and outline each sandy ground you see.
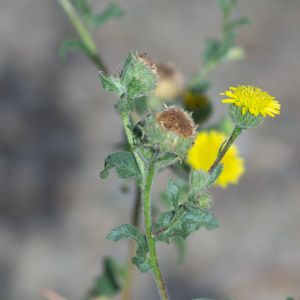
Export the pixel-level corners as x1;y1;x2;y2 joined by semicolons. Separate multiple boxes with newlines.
0;0;300;300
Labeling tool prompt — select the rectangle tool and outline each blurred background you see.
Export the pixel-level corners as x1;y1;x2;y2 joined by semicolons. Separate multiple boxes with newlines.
0;0;300;299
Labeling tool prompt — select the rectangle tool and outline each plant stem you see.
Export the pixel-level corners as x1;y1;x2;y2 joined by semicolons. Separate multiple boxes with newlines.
121;108;169;300
143;164;170;300
57;0;109;74
208;126;243;174
122;188;141;300
121;110;146;176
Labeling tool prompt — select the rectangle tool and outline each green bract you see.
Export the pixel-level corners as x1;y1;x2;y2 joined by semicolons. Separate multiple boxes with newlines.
228;103;263;129
137;105;198;157
99;52;158;112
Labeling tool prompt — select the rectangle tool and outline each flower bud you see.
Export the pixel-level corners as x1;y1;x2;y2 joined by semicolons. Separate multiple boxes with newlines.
139;105;198;157
120;52;158;99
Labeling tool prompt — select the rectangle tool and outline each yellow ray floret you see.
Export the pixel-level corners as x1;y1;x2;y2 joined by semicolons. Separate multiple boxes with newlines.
220;85;280;117
186;130;245;188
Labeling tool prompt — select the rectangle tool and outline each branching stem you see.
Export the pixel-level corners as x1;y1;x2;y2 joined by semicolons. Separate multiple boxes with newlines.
121;109;170;300
56;0;109;74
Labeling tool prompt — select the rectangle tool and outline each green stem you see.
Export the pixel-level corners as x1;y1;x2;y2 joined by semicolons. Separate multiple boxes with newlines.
122;188;141;300
121;108;169;300
208;126;243;174
188;61;216;90
57;0;109;74
143;164;169;300
121;110;146;176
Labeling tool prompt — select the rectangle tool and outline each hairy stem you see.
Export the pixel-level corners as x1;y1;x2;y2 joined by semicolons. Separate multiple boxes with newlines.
121;109;169;300
121;110;146;176
208;126;243;174
57;0;109;74
143;164;170;300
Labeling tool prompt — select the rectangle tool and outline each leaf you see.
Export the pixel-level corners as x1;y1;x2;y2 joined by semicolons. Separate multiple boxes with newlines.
106;224;155;273
131;257;155;273
285;298;295;300
153;153;180;170
58;38;90;61
227;16;251;29
167;179;179;214
190;169;210;191
98;72;123;94
205;163;224;189
154;208;219;244
88;3;125;28
88;257;122;297
115;94;136;112
100;151;140;181
172;236;186;264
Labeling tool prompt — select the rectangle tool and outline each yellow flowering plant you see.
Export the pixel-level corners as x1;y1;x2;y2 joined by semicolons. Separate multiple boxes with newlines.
50;1;291;300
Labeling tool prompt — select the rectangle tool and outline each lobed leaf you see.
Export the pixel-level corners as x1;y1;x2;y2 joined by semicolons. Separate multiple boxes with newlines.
106;224;155;273
154;208;219;244
100;151;140;181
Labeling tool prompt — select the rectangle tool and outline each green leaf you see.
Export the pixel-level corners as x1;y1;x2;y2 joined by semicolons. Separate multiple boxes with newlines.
87;257;121;297
190;169;210;191
98;72;123;94
153;153;180;170
88;3;125;28
285;298;295;300
100;151;140;181
227;16;251;29
167;179;179;214
172;236;186;264
205;163;224;189
154;208;219;244
107;224;147;257
131;257;155;273
115;94;136;112
58;38;90;61
106;224;155;273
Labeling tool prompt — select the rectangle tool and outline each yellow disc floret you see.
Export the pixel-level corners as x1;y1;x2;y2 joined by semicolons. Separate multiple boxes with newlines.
186;130;245;188
221;85;280;117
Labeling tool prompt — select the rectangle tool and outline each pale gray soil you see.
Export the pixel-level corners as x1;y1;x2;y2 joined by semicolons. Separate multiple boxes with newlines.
0;1;300;300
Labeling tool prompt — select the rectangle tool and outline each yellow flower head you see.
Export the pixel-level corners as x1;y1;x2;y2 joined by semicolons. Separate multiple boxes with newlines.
221;85;280;117
186;130;245;188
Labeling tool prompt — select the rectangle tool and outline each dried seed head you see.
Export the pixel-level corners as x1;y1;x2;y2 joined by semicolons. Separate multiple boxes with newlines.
139;105;198;157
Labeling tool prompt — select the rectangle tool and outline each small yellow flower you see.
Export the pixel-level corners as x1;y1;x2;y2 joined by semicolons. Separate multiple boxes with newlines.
221;85;280;117
186;130;245;188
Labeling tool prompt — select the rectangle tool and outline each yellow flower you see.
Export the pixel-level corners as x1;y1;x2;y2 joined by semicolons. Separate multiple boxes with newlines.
186;130;245;188
221;85;280;117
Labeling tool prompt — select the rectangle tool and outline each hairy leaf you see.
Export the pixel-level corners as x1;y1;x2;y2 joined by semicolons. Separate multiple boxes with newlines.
107;224;155;273
167;179;179;214
131;256;155;273
154;208;219;244
205;163;223;189
100;151;140;181
98;72;123;94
